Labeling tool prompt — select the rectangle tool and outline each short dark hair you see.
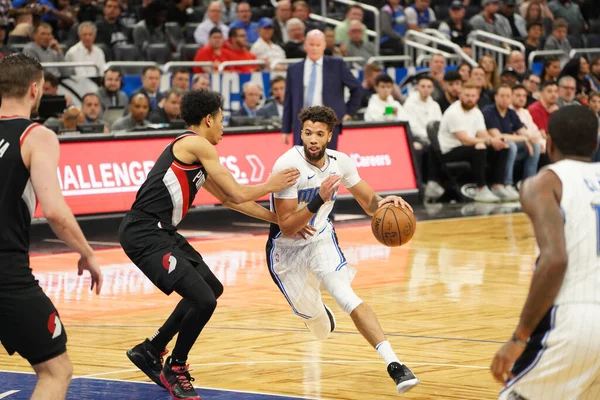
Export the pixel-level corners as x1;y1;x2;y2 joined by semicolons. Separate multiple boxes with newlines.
34;22;52;34
270;75;285;86
444;71;462;82
298;106;338;132
527;21;543;31
164;87;183;100
229;27;244;39
209;27;222;37
44;71;59;88
548;105;599;157
495;84;513;94
180;90;222;126
348;4;363;13
105;66;122;78
589;92;600;102
82;92;101;103
375;73;394;86
553;18;568;31
417;74;434;85
142;66;161;76
512;84;527;93
541;80;558;91
172;67;190;77
0;53;44;98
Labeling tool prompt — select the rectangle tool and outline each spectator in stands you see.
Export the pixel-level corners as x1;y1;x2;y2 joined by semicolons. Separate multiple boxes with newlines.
133;0;179;53
233;82;262;117
433;82;510;203
500;0;527;37
292;1;322;33
229;2;259;45
192;73;210;90
251;18;286;71
479;54;500;92
42;71;71;108
379;0;406;56
167;0;196;26
96;0;131;48
52;0;76;37
76;0;103;23
589;92;600;129
482;85;538;199
523;2;551;36
324;27;344;57
523;21;543;61
170;68;191;92
506;50;530;81
359;62;402;108
149;88;183;124
282;30;362;148
404;75;442;147
193;27;227;73
272;0;291;45
429;53;446;102
81;93;110;132
512;84;545;153
133;66;163;110
543;18;571;58
500;68;520;86
470;0;512;37
439;1;472;54
194;1;229;47
520;0;555;21
457;61;472;82
540;56;561;81
222;27;258;73
23;22;71;77
405;0;436;31
590;56;600;92
556;75;581;107
112;93;151;131
218;0;236;25
334;5;368;45
437;71;462;113
258;75;285;118
364;74;410;123
64;22;106;78
548;0;587;35
346;21;374;64
56;106;86;134
282;18;306;59
471;66;494;108
523;72;542;106
527;80;559;138
97;67;127;109
559;57;593;103
0;24;14;59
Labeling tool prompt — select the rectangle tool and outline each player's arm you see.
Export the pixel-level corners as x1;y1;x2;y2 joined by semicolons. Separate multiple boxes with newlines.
23;126;102;294
185;136;299;204
203;176;277;223
347;180;412;217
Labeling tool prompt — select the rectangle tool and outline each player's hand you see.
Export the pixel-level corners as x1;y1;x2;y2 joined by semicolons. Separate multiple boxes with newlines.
77;255;103;295
267;168;300;192
378;196;413;212
490;339;526;384
319;175;342;201
298;225;317;240
491;137;508;151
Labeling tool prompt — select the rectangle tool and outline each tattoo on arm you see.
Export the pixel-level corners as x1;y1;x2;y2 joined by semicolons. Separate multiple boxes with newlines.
367;195;383;214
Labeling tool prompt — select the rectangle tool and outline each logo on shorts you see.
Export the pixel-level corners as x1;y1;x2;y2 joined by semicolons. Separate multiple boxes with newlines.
162;252;177;274
47;312;62;339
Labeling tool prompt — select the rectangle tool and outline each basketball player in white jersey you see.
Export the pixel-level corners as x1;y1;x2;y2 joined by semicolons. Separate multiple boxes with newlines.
266;106;420;394
491;105;600;399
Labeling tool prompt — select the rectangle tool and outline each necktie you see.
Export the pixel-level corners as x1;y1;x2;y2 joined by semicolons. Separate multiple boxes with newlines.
150;95;157;109
305;61;317;107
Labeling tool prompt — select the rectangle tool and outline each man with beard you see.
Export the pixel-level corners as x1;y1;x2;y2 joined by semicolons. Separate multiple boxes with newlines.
267;105;420;396
97;67;128;109
0;53;102;399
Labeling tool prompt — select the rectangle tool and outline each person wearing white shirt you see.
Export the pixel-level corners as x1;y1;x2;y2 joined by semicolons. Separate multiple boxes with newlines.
403;75;442;146
194;1;230;46
430;83;510;203
364;74;409;123
512;84;546;151
250;18;286;71
64;22;106;77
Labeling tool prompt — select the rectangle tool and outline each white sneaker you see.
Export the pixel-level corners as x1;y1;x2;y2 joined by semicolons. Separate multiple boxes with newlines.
424;181;445;201
491;186;513;202
503;185;520;201
475;187;501;203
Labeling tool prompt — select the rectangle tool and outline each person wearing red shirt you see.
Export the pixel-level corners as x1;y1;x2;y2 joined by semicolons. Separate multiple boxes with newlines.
193;27;227;73
527;80;559;137
221;27;258;74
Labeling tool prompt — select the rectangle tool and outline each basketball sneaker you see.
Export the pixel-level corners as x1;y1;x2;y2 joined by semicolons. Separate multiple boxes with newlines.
160;357;201;400
387;362;420;394
126;339;169;388
324;304;336;332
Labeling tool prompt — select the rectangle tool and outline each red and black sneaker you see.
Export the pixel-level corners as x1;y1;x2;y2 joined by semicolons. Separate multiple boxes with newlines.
160;356;201;400
126;339;169;388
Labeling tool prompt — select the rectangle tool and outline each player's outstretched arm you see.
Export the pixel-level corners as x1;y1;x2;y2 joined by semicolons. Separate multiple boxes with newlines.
348;180;413;216
203;176;277;223
490;170;567;384
23;126;103;294
189;137;300;204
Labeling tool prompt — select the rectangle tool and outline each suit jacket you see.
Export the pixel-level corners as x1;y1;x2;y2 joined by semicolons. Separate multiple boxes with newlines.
282;56;362;143
257;101;281;119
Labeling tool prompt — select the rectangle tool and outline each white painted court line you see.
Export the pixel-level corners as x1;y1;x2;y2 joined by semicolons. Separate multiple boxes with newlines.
0;391;20;399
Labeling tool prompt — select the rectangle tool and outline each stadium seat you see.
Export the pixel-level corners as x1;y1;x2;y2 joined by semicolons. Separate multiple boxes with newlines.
568;34;584;49
181;43;202;61
96;42;113;62
465;6;480;20
146;43;172;64
114;44;143;62
165;22;182;42
434;5;450;21
585;34;600;49
185;22;200;43
590;19;600;34
10;43;26;53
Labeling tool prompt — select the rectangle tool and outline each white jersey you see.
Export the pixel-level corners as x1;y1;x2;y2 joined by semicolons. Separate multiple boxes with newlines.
547;160;600;305
269;146;362;243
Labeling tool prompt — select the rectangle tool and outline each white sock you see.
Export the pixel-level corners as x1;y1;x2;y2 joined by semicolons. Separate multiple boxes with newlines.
376;340;401;366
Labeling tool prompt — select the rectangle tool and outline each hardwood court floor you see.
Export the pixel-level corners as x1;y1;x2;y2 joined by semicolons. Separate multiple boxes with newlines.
0;213;538;399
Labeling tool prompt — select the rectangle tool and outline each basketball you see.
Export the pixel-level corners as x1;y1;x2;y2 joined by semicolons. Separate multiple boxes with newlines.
371;203;416;247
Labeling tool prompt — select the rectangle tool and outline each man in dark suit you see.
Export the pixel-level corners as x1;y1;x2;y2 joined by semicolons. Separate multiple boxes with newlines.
258;76;285;119
232;82;262;117
282;30;362;148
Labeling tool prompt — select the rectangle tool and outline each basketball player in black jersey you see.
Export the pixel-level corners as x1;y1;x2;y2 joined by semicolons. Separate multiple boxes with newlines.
0;54;103;399
119;90;300;400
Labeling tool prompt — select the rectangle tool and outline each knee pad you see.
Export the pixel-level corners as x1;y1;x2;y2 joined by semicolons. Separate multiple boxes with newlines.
322;272;363;315
305;310;332;341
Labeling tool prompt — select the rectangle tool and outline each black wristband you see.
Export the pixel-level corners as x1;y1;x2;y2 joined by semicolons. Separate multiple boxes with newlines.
307;195;325;213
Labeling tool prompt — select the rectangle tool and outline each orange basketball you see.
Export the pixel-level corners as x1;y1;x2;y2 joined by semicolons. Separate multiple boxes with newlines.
371;203;416;247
